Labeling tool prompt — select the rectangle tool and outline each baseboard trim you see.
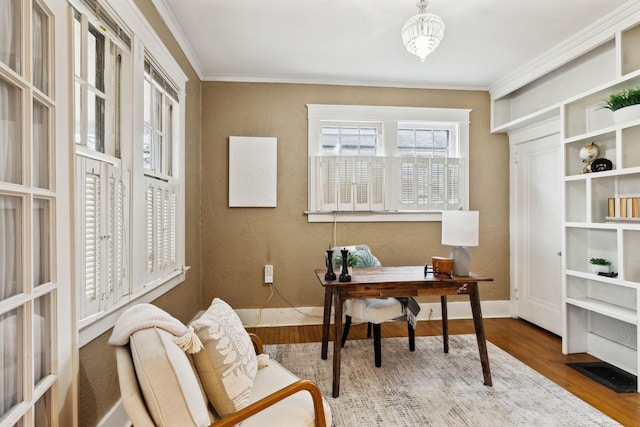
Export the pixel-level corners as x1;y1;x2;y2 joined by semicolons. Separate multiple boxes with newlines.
236;300;512;327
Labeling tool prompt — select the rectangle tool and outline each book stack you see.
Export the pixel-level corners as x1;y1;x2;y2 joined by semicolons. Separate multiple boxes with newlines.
607;196;640;222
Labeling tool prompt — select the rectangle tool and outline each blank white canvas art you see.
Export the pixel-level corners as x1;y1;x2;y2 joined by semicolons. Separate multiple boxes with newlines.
229;136;277;207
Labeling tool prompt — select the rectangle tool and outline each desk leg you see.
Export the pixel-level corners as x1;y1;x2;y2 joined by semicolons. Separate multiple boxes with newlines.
332;294;343;398
440;296;449;353
321;288;332;360
469;283;492;386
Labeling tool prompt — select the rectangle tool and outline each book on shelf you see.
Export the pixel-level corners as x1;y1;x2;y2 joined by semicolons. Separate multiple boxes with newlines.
606;196;640;219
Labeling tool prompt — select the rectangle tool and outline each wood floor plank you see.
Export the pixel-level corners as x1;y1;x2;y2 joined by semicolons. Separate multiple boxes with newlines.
247;318;640;426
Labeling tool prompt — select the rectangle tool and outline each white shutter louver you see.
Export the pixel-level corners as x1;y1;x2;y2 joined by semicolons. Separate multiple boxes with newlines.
146;184;154;274
84;171;101;303
106;175;115;296
337;158;353;210
317;157;337;211
168;188;177;266
110;167;129;300
430;158;446;209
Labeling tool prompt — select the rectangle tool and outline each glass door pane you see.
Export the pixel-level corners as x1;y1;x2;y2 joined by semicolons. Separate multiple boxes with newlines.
34;294;51;383
0;307;24;418
32;100;50;189
33;199;50;287
0;78;23;185
32;1;49;94
0;0;22;73
34;389;51;427
0;194;23;300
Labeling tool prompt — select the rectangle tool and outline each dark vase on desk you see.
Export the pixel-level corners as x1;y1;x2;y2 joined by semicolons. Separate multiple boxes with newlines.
325;249;337;280
339;248;351;282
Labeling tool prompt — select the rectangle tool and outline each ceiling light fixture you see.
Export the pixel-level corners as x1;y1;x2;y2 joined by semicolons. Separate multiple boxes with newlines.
401;0;445;62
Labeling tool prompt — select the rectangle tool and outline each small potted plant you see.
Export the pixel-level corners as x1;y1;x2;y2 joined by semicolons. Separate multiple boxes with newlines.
602;87;640;124
335;251;358;273
589;258;611;274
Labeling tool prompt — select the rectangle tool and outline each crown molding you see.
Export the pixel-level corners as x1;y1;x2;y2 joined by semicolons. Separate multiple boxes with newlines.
150;0;205;80
490;1;640;100
203;73;489;92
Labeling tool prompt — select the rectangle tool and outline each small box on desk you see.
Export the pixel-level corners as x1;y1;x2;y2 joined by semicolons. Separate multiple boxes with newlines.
432;256;453;277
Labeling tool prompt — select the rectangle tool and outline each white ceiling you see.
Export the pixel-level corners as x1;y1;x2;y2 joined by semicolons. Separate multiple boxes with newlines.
155;0;633;90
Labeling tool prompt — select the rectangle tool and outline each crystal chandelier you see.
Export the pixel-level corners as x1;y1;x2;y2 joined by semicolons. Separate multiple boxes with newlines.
401;0;445;62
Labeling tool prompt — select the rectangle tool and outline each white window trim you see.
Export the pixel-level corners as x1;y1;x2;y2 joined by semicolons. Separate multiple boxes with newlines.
71;0;189;345
307;104;471;223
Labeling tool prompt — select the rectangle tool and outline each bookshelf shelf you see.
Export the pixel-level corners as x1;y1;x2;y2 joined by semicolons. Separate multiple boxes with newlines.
557;20;640;387
491;10;640;385
565;297;637;324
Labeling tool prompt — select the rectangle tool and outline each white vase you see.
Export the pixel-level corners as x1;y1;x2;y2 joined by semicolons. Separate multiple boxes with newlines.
590;264;610;274
612;104;640;125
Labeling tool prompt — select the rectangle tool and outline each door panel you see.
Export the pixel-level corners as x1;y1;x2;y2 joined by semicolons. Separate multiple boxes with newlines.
513;132;563;335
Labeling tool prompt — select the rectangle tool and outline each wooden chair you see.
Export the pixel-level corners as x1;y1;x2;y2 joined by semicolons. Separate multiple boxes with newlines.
341;298;415;367
330;244;417;367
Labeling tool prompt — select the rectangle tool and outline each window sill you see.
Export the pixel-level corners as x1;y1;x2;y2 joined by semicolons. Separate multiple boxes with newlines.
305;211;444;223
78;266;189;347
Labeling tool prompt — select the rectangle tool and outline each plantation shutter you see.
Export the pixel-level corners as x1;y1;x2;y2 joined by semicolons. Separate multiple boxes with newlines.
106;165;130;302
399;157;462;210
77;158;131;320
80;158;102;319
145;177;179;283
316;156;384;211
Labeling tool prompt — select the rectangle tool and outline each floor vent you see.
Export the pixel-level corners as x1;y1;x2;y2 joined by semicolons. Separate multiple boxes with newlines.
567;362;637;393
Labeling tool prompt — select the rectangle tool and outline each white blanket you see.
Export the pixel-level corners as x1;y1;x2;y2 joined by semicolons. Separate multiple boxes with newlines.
108;303;203;354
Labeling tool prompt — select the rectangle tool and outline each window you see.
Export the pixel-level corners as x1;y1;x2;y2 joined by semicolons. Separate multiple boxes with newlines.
307;105;470;222
70;0;188;345
142;58;180;286
143;59;177;177
72;2;130;323
72;8;125;157
396;122;461;210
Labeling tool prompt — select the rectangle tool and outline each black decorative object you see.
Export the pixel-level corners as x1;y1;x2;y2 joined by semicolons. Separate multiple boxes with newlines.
591;158;613;172
325;248;337;281
338;248;351;282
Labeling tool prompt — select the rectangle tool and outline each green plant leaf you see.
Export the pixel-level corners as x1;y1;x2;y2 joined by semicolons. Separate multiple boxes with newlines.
602;87;640;111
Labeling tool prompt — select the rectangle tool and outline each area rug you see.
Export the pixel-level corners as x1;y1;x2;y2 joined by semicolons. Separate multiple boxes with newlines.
264;335;620;426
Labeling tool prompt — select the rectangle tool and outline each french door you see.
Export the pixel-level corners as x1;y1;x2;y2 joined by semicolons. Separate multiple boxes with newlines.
0;0;62;425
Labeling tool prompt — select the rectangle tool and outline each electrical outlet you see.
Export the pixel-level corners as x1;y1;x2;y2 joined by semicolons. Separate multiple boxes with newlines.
264;264;273;284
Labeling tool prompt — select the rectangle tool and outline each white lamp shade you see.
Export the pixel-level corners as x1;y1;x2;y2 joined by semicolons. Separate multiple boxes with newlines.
441;210;479;247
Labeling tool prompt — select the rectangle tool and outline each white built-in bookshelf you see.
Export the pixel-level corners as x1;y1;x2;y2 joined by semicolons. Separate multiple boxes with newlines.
491;4;640;390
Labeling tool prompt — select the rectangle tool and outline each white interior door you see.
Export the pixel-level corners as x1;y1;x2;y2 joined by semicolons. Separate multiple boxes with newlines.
511;123;563;335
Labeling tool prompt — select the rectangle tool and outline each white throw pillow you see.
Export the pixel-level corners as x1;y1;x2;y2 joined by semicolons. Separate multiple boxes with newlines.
129;327;211;427
191;298;258;417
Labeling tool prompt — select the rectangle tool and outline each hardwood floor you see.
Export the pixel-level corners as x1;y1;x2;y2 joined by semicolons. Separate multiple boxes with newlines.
247;318;640;426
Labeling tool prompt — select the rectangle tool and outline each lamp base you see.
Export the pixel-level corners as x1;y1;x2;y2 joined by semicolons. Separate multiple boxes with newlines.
450;246;471;276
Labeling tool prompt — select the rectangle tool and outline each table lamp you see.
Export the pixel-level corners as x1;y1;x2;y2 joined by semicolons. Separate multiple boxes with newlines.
441;210;479;276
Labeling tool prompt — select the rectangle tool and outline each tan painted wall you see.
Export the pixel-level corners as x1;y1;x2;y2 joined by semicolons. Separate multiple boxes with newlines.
76;4;510;425
77;0;202;425
200;82;510;311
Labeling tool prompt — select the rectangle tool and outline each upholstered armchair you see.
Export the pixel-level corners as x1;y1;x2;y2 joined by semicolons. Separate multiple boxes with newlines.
112;300;332;427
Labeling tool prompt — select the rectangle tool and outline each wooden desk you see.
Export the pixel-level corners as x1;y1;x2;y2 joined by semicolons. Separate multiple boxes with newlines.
316;266;494;397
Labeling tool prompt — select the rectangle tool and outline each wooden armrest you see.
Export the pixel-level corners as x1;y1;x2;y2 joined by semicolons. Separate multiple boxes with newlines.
248;333;263;355
210;379;327;427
